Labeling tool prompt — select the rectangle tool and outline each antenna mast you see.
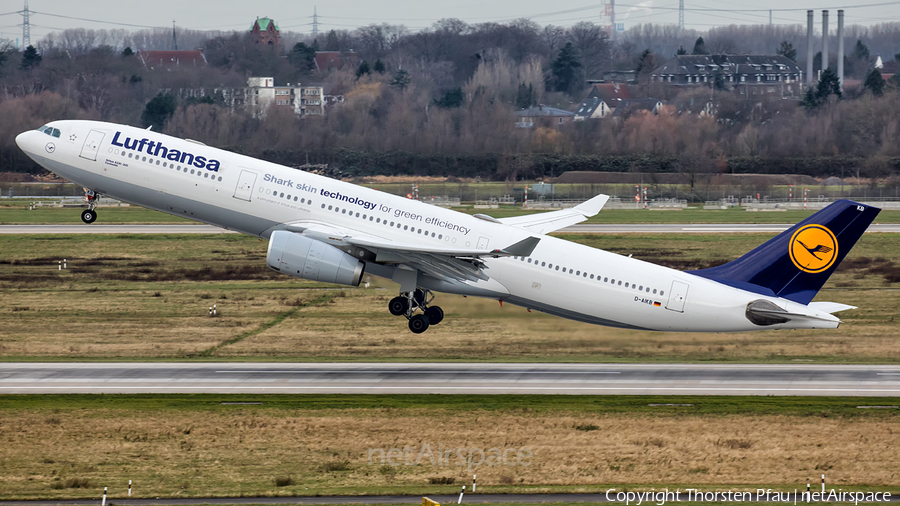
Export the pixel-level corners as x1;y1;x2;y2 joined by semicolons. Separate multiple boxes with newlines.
172;20;177;50
22;0;30;48
679;0;684;31
312;6;319;39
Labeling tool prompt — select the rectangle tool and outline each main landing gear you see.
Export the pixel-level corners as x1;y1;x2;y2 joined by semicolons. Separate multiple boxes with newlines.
388;288;444;334
81;189;98;223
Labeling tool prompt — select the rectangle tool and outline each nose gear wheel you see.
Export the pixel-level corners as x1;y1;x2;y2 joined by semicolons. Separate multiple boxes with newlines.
81;188;99;223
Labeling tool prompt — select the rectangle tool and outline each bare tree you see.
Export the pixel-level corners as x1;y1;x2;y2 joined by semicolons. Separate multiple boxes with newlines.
568;22;611;81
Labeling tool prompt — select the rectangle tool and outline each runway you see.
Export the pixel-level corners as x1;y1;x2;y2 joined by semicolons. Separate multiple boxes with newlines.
3;363;900;396
1;223;898;234
0;224;237;234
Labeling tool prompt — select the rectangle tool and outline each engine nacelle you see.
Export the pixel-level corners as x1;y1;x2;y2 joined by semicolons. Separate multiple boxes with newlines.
266;230;365;286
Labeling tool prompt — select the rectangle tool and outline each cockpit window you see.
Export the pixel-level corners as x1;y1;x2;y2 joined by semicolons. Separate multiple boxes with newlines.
36;125;60;137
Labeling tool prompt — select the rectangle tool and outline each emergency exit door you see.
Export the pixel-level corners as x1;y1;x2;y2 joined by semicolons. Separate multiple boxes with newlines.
665;280;689;312
79;130;105;161
233;170;257;201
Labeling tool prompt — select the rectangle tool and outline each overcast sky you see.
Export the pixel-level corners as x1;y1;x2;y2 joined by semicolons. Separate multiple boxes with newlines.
3;0;899;44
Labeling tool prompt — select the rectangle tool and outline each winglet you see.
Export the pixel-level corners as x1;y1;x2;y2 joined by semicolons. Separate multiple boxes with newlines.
497;236;541;257
573;194;610;217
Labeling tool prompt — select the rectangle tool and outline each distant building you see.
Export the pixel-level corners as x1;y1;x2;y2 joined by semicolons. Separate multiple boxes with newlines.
314;51;359;72
299;85;325;116
574;83;633;120
574;97;606;121
137;50;207;70
650;55;804;98
586;70;637;85
610;98;664;118
250;17;280;52
515;105;575;128
246;77;324;117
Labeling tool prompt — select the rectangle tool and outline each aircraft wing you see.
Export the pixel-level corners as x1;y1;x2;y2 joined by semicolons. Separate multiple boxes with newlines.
498;194;609;234
282;222;540;283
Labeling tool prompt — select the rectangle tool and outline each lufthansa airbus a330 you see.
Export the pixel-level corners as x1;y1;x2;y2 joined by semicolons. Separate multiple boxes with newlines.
17;120;879;333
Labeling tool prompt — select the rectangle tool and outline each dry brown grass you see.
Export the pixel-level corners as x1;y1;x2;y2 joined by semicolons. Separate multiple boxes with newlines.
0;407;897;499
222;287;900;362
0;233;898;362
0;282;324;358
2;280;900;362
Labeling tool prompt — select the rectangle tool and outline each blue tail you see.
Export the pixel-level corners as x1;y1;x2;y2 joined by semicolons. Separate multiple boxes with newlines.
688;200;880;304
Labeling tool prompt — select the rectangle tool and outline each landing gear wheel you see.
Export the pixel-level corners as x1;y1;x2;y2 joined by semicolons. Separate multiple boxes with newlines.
424;306;444;325
81;209;97;224
408;314;430;334
388;296;409;316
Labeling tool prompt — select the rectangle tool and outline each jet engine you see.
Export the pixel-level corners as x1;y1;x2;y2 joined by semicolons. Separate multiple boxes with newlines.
266;230;365;286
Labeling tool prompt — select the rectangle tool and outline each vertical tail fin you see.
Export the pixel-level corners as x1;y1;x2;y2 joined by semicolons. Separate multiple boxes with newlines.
688;200;880;304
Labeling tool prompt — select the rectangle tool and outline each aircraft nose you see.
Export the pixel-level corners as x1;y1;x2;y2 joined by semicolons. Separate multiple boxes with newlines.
15;131;35;154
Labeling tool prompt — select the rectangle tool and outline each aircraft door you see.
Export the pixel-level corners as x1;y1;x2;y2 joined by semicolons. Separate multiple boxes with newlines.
234;170;257;201
477;236;489;249
79;130;106;161
665;280;689;312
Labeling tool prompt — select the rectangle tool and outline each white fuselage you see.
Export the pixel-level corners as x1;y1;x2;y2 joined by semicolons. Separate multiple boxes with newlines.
16;120;842;332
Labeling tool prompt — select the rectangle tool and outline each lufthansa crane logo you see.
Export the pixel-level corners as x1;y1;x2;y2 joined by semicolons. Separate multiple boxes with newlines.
789;224;838;273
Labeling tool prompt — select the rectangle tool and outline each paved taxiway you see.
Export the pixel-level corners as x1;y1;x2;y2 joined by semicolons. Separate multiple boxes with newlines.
1;223;899;234
3;363;900;396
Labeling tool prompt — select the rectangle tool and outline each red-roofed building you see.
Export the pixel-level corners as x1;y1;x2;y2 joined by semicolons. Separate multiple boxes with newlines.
251;17;280;53
137;50;207;70
314;51;358;72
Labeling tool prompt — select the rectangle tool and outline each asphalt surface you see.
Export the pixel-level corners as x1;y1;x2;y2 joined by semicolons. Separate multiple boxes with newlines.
1;223;899;234
3;363;900;396
0;224;237;234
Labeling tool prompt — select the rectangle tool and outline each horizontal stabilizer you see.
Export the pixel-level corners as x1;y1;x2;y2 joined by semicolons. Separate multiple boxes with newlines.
746;299;841;327
499;194;609;234
808;301;857;314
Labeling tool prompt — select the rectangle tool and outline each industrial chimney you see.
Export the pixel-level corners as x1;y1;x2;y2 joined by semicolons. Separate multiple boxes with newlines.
837;10;844;90
822;10;829;75
807;10;814;85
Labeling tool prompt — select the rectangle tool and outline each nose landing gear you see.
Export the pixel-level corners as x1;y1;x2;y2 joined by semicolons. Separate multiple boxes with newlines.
388;288;444;333
81;189;99;224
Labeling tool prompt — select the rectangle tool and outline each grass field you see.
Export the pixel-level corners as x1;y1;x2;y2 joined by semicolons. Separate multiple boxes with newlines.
1;233;898;362
0;394;897;499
